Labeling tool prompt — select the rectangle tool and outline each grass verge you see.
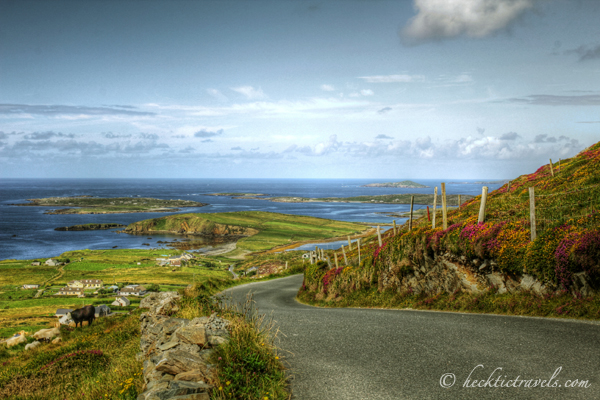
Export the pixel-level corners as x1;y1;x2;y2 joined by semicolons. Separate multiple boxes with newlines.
297;285;600;321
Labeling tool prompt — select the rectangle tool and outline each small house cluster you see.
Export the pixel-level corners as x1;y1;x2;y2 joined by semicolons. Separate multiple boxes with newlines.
156;253;194;266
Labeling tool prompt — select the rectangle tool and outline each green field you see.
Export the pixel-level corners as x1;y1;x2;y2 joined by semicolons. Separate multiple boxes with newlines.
126;211;368;252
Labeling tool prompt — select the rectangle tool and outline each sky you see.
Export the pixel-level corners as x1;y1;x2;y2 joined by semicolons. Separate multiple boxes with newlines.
0;0;599;179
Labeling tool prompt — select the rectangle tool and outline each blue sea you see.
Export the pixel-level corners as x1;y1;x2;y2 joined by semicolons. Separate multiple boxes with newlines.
0;179;504;260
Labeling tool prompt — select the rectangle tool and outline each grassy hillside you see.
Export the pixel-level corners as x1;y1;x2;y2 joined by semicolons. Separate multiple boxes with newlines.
126;211;367;252
299;142;600;316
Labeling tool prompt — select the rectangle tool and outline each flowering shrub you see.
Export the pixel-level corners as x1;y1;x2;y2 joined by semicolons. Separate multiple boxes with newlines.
302;141;600;295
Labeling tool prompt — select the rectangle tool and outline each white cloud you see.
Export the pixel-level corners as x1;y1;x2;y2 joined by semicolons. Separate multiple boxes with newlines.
450;74;473;83
207;88;228;101
402;0;534;43
360;89;374;96
358;74;425;83
320;84;335;91
231;86;267;100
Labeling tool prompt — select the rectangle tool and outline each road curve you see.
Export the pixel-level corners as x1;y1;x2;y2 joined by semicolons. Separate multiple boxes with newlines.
224;274;600;400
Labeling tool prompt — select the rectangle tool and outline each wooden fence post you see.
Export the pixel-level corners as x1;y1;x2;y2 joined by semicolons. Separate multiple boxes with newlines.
478;186;488;224
559;158;561;173
549;159;555;177
377;225;382;247
334;253;339;269
507;181;511;192
347;236;352;251
342;245;348;266
458;194;461;208
310;251;314;264
432;186;438;229
357;238;361;265
393;220;397;235
409;196;414;231
529;187;537;241
285;261;288;270
441;183;448;230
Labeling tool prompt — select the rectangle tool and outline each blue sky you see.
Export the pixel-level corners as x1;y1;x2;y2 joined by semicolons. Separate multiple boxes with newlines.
0;0;599;179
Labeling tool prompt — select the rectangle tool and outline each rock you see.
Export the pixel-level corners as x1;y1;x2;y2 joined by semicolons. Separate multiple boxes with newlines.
571;272;596;297
169;394;210;400
479;260;490;272
173;370;207;382
208;335;228;346
486;273;507;294
175;326;207;346
472;259;481;267
155;350;204;375
140;381;211;400
140;292;182;316
52;337;62;344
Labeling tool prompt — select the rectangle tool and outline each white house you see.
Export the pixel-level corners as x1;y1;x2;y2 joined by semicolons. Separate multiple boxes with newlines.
111;296;131;307
119;285;146;296
56;287;84;296
45;259;59;267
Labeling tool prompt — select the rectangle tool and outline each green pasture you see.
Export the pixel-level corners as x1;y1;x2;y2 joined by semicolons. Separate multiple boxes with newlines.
0;260;57;286
126;211;367;252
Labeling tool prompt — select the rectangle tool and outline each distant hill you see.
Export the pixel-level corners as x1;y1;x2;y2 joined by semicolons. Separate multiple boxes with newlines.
362;180;429;188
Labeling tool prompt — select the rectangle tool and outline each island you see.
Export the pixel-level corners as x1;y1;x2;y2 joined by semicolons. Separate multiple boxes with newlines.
205;193;268;197
206;193;472;206
14;197;207;214
54;223;127;231
362;180;429;188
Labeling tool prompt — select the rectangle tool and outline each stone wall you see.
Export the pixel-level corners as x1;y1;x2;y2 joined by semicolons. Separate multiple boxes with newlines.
137;292;230;400
378;252;598;297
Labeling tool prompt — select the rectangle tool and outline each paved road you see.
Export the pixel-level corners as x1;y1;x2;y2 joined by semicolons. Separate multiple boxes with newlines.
224;274;600;400
228;264;239;280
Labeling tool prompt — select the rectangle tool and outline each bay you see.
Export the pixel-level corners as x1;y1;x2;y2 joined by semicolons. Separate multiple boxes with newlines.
0;178;504;260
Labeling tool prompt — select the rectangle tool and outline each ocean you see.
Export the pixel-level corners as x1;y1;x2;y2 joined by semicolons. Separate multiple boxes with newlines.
0;178;504;260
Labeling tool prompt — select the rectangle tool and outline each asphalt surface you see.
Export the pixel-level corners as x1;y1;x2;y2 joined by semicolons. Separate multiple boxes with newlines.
224;274;600;400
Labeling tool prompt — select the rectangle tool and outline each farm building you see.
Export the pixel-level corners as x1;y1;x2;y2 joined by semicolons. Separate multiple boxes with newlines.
22;284;40;289
95;304;111;317
30;262;40;266
45;259;58;266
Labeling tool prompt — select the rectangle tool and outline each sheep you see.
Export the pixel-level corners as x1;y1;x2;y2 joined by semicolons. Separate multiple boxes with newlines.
33;322;61;342
25;341;41;351
5;331;28;348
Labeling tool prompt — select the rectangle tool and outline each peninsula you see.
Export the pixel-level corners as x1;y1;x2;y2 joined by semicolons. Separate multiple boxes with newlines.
15;197;207;214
